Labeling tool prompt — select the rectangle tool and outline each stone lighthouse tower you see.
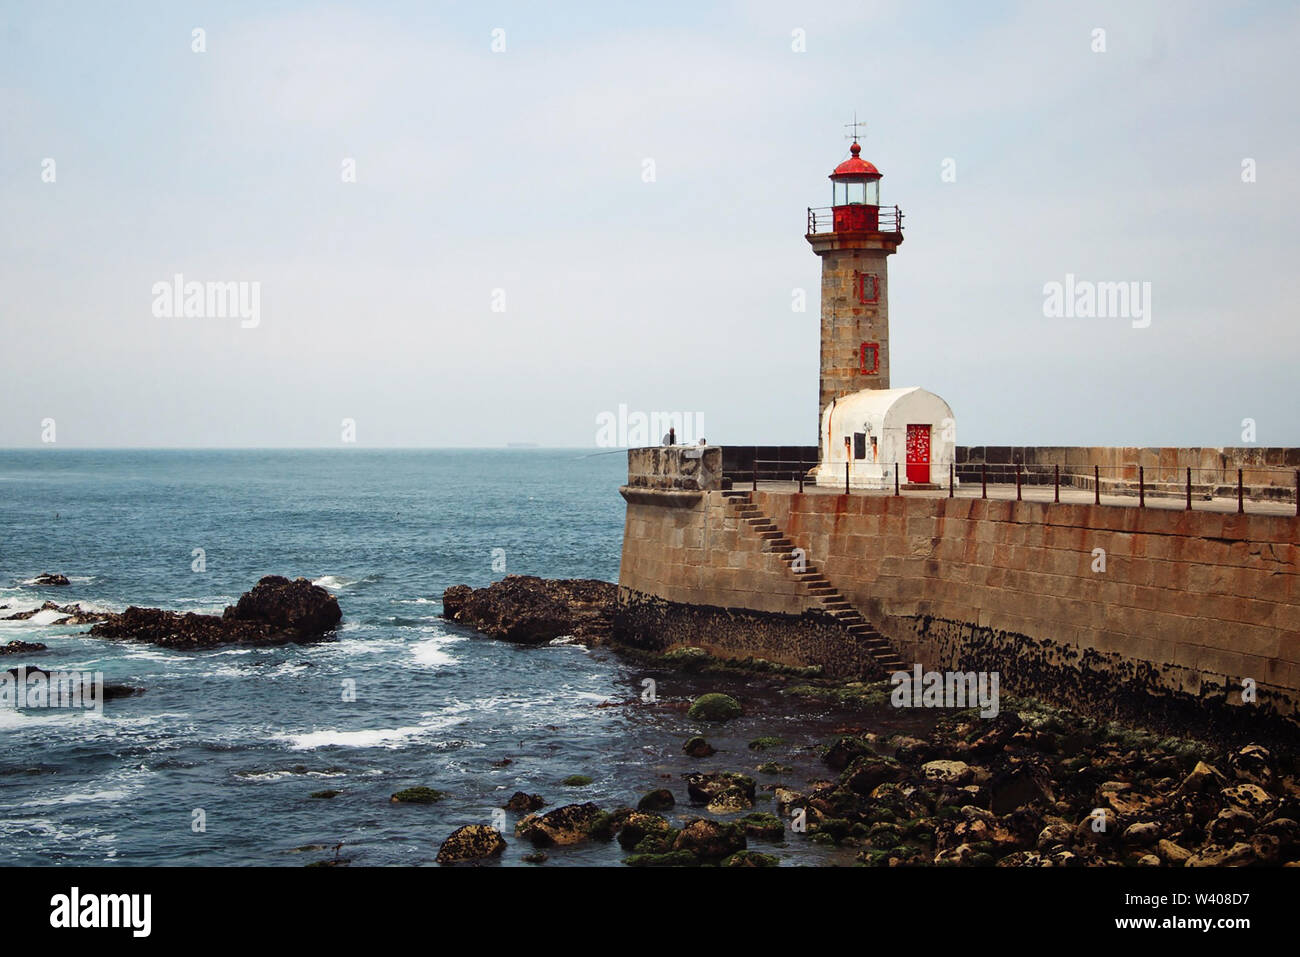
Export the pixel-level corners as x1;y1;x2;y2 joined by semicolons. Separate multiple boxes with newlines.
806;133;903;437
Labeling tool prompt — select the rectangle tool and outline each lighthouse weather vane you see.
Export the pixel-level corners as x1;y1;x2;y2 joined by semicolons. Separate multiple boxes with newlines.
845;113;866;144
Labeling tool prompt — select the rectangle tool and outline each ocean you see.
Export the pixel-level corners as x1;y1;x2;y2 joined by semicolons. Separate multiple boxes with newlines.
0;449;879;867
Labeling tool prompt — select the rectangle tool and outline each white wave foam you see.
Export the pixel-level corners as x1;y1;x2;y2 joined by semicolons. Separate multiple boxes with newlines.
0;708;190;732
410;633;465;668
327;632;402;654
312;575;356;591
201;663;259;679
268;661;310;676
0;603;41;618
10;766;151;810
547;636;591;651
118;647;184;662
236;768;348;782
0;818;118;854
1;598;115;627
271;713;466;751
26;609;70;626
18;786;134;808
272;726;428;750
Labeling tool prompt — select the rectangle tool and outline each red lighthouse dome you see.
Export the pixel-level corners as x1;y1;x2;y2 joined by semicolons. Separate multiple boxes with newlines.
829;141;882;207
831;141;881;180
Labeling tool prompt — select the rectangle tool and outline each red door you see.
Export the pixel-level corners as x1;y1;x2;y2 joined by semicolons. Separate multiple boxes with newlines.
906;424;931;484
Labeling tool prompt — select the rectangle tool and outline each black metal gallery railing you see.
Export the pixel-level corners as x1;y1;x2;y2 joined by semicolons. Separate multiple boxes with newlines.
806;205;903;235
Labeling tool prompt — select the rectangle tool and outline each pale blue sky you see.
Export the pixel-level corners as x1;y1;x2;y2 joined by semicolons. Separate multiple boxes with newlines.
2;0;1298;448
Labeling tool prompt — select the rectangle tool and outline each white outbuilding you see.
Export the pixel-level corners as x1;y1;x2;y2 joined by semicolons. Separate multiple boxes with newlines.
816;386;956;489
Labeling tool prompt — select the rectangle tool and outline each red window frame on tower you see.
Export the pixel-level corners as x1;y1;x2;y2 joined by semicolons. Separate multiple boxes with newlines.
860;342;880;375
856;272;880;304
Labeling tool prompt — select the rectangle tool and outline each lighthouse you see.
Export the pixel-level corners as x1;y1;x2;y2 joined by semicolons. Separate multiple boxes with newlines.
806;132;903;434
808;127;956;489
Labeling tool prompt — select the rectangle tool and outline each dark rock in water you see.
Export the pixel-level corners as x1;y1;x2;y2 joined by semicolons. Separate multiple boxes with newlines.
89;608;251;649
101;682;144;701
672;818;746;860
89;576;341;650
707;786;754;813
637;788;676;812
58;606;111;626
739;812;785;841
504;791;546;813
2;601;109;625
516;802;605;846
33;574;70;587
436;825;506;864
623;850;699;867
223;575;342;636
687;693;742;722
842;755;904;795
1;640;47;656
1;666;142;701
824;735;875;772
390;787;447;804
683;736;715;758
440;575;615;646
617;812;674;851
722;850;780;867
685;772;756;806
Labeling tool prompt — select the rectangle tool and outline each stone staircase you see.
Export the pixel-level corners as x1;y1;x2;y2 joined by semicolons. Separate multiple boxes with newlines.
722;489;905;673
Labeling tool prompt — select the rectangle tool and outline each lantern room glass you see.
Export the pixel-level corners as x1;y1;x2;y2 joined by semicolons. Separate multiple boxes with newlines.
833;178;880;206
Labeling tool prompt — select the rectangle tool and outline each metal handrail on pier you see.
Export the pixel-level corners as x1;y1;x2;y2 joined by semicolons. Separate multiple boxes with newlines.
729;460;1300;517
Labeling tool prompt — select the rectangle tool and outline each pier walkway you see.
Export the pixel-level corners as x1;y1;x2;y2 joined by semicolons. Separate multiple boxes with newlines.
745;479;1300;518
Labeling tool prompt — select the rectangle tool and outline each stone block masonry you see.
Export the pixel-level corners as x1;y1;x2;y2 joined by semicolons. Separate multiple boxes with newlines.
615;486;889;677
615;449;1300;735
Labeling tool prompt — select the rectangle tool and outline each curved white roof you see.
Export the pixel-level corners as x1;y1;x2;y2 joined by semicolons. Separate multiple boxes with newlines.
822;386;953;433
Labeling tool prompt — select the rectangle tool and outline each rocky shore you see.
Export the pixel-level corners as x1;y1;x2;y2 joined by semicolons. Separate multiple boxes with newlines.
428;685;1300;866
2;602;108;625
433;576;1300;867
441;575;615;646
1;640;50;656
87;576;342;650
774;704;1298;867
3;575;342;649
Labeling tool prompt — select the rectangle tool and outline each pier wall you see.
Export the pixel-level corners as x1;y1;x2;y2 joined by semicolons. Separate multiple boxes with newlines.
615;449;1300;730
